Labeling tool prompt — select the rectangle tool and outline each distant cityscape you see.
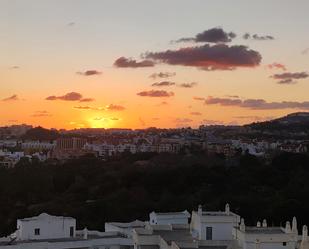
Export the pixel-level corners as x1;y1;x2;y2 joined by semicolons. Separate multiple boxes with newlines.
1;112;309;167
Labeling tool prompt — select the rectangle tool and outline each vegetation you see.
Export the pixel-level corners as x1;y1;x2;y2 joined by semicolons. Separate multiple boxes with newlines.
0;152;309;236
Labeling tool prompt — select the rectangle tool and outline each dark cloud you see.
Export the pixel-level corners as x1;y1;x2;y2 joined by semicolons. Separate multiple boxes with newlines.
106;104;126;111
204;96;309;110
67;22;75;26
178;82;197;88
114;57;155;68
137;90;174;97
267;63;287;71
77;70;102;76
46;92;94;102
176;28;236;43
272;72;309;84
151;81;176;87
190;112;202;116
145;44;262;71
277;79;296;85
243;33;274;40
149;72;176;79
2;94;19;101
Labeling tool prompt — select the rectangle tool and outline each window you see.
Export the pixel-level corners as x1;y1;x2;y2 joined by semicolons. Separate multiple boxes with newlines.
70;226;74;237
206;226;212;240
283;242;287;246
34;228;40;235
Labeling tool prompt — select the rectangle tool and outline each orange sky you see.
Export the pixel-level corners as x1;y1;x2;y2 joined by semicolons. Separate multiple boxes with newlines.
1;1;309;129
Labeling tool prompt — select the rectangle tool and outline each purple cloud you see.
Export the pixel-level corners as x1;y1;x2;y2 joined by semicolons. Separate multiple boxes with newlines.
114;57;155;68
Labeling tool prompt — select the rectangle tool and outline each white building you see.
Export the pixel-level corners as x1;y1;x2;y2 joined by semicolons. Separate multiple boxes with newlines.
233;218;299;249
149;211;190;225
16;213;76;240
0;205;308;249
190;204;240;240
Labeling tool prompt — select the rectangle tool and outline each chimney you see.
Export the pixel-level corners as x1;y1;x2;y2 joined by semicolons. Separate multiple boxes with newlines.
262;219;267;228
83;227;88;240
225;203;230;215
303;225;308;242
240;218;246;232
198;205;203;216
285;221;292;233
292;217;298;234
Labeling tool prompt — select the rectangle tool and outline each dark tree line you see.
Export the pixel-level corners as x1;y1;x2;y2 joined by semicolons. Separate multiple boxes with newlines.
0;152;309;236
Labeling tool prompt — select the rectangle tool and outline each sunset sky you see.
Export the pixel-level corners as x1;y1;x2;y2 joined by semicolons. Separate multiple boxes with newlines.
1;0;309;129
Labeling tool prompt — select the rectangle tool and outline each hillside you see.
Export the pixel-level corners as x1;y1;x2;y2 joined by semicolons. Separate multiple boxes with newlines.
246;112;309;134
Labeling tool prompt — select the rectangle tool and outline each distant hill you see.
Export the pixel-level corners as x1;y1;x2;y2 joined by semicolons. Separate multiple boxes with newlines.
21;126;59;141
245;112;309;133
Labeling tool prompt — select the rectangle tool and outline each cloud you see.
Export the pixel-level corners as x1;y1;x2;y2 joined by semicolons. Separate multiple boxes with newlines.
193;96;205;101
77;70;102;76
178;82;197;88
204;96;309;110
176;27;236;43
67;22;75;26
149;72;176;79
46;92;94;102
271;72;309;84
157;101;169;106
9;66;20;70
106;104;126;111
31;111;52;117
2;94;19;101
139;117;146;126
190;112;202;115
151;81;176;87
243;33;274;40
233;115;274;121
175;118;193;123
277;79;296;85
74;106;93;110
145;44;262;71
79;98;95;102
137;90;174;97
114;57;155;68
302;48;309;55
267;63;287;71
205;97;242;106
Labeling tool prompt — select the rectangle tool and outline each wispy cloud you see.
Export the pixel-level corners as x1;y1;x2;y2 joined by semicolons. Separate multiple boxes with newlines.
204;96;309;110
149;72;176;79
2;94;19;102
271;72;309;84
177;82;197;88
76;70;102;76
106;104;126;111
243;33;274;41
114;57;155;68
46;92;95;102
175;27;236;44
151;81;175;87
137;90;174;97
